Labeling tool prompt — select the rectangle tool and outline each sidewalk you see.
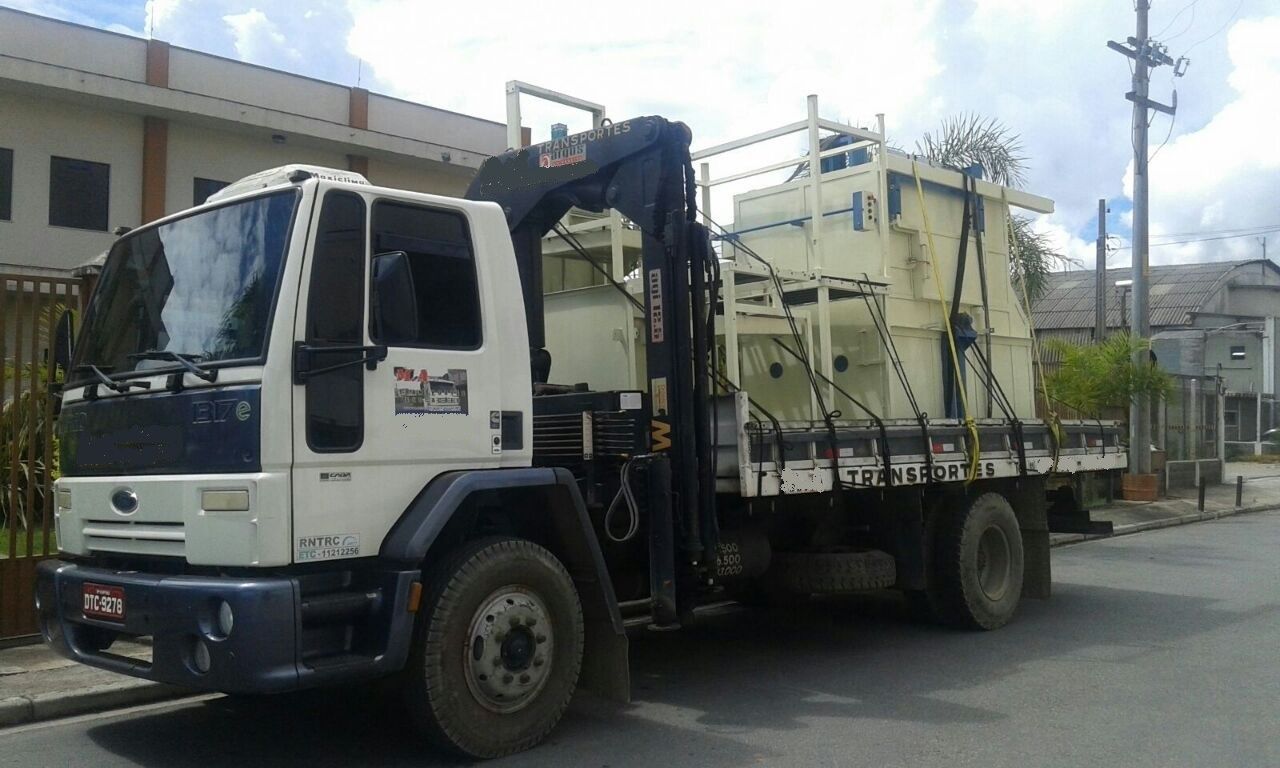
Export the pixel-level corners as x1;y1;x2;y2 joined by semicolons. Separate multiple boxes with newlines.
1050;463;1280;546
4;467;1279;729
0;638;186;727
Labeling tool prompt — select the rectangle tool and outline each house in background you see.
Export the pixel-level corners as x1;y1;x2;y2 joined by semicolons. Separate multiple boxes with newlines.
0;6;516;391
1033;259;1280;459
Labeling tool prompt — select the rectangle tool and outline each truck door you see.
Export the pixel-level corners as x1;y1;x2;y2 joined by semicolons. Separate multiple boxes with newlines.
291;188;503;563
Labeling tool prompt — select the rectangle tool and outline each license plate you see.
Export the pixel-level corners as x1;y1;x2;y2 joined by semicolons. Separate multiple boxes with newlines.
82;583;126;622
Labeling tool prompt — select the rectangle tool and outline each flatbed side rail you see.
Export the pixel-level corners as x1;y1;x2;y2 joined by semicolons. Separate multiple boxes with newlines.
719;392;1128;497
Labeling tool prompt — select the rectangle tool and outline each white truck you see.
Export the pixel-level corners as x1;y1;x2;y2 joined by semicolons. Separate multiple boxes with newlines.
38;116;1123;758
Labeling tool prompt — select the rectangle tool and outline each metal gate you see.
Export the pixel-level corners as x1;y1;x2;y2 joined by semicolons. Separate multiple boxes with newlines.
1;274;80;640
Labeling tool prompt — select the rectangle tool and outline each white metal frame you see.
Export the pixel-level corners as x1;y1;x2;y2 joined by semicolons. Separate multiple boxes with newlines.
505;80;627;281
692;95;889;411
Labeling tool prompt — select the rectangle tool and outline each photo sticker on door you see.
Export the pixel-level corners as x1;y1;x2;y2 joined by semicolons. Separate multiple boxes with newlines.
393;367;469;415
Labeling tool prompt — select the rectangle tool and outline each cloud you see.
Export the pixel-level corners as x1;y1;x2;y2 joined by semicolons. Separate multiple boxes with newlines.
1123;15;1280;265
17;0;1279;269
222;8;301;62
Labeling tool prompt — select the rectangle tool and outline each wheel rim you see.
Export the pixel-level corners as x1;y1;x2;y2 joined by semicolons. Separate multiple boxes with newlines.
975;525;1012;602
463;587;554;714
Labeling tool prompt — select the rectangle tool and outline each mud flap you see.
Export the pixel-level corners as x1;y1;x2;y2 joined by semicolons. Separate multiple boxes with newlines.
580;619;630;703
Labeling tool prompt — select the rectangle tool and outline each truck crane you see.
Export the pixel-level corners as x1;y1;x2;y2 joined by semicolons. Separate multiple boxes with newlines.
36;115;1124;759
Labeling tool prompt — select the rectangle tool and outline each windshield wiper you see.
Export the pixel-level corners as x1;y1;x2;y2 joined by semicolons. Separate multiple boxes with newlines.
74;364;151;393
127;350;218;383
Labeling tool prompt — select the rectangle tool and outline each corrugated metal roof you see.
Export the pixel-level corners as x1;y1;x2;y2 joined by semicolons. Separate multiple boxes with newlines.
1032;259;1280;331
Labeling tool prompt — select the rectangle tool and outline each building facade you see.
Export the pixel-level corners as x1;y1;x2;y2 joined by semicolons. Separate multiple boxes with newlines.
0;7;511;277
1034;259;1280;456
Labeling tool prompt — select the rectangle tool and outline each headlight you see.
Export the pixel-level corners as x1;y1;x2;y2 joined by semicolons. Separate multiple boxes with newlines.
201;489;250;512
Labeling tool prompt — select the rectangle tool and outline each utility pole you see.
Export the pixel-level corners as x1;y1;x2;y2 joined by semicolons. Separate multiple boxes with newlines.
1096;199;1107;341
1261;236;1268;261
1109;2;1177;476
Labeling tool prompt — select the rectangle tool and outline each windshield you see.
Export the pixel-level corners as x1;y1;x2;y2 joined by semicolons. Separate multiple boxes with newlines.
72;190;299;383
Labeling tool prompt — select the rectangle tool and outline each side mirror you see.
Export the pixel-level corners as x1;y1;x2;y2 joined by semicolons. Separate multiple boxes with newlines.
371;251;419;344
52;308;75;377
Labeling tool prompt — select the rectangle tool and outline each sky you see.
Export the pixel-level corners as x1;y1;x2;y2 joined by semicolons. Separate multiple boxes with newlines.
8;0;1279;270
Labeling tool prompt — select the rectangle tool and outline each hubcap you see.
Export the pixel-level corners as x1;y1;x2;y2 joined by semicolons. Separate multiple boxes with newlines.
976;525;1012;601
464;588;553;714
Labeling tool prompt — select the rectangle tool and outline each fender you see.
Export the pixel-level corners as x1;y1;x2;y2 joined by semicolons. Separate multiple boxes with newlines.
381;466;630;701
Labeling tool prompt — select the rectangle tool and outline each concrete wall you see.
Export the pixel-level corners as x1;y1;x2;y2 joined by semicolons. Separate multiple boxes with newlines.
367;95;507;157
0;92;142;271
168;48;351;125
0;10;145;81
164;123;348;215
365;156;474;199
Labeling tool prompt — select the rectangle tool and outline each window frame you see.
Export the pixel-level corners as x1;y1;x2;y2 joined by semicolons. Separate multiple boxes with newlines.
0;147;12;222
367;198;484;352
303;188;370;454
1229;345;1247;361
67;187;302;387
48;155;110;231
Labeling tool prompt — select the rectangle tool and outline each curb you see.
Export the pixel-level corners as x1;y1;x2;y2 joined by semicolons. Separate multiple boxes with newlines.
0;681;188;728
1051;502;1279;548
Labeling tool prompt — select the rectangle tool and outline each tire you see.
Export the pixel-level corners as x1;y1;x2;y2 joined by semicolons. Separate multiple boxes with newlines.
771;550;897;594
402;536;584;759
927;492;1024;630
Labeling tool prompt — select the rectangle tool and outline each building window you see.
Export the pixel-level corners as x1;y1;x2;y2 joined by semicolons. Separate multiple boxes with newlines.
1230;345;1246;360
193;177;230;206
49;156;109;231
0;148;12;221
369;201;482;349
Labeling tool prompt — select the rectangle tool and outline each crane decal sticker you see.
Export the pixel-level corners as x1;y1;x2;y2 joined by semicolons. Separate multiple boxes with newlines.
393;367;469;415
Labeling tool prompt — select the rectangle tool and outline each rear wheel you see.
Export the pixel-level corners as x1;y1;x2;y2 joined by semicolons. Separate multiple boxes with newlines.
923;492;1024;630
403;537;584;758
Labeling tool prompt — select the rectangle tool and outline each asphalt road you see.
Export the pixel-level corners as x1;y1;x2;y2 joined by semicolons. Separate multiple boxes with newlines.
3;511;1278;768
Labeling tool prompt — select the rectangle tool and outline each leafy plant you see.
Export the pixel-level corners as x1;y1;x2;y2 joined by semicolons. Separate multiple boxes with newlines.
917;113;1074;301
1045;334;1172;419
916;113;1027;188
0;363;60;549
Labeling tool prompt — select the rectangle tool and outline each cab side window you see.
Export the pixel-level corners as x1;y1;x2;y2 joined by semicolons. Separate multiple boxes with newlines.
305;190;366;452
369;201;482;349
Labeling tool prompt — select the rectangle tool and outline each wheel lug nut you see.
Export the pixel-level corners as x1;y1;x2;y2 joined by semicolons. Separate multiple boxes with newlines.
536;634;546;644
520;673;530;684
526;617;537;626
509;616;520;627
503;674;514;684
533;657;544;667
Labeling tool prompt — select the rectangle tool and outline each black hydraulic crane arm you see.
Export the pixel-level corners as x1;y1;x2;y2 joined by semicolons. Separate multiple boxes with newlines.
465;116;719;583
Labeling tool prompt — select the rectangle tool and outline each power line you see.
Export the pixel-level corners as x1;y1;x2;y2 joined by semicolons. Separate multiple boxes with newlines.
1181;0;1245;56
1153;0;1198;38
1111;226;1280;250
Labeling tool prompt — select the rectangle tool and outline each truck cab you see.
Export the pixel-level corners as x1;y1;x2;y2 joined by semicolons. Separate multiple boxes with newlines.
38;166;578;699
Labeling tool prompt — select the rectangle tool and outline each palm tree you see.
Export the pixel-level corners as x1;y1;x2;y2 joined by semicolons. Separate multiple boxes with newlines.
916;113;1068;300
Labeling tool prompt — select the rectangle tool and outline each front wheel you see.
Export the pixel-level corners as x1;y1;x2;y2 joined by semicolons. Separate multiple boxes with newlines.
402;536;584;759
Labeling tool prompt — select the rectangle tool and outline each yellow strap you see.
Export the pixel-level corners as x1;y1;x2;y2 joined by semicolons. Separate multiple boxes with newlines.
912;162;981;483
1007;213;1063;471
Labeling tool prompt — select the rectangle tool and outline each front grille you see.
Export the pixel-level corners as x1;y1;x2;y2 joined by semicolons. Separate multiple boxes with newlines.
82;519;185;558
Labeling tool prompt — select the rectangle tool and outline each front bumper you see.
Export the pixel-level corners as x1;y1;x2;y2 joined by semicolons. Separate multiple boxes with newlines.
37;560;418;694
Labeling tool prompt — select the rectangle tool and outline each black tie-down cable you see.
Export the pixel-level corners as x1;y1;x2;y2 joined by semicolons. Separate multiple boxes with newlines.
773;338;894;489
966;341;1028;476
713;368;786;497
855;274;936;483
699;207;842;497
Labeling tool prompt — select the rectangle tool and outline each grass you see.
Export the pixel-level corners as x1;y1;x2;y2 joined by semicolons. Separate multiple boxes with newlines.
1228;452;1280;464
0;527;56;558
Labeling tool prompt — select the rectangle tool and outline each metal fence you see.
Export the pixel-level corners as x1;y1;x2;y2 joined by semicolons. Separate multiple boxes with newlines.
1;274;80;640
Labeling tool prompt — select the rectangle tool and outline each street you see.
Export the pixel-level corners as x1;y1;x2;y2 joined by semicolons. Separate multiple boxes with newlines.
3;510;1278;768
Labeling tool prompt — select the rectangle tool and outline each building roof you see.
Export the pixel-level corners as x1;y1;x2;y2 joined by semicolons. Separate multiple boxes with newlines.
1033;259;1280;331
